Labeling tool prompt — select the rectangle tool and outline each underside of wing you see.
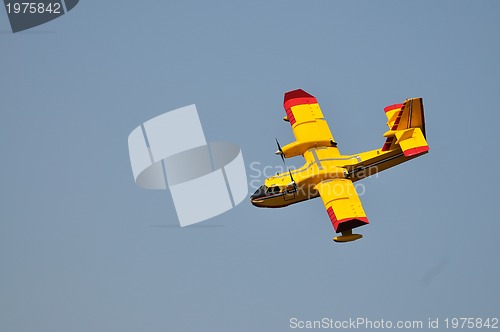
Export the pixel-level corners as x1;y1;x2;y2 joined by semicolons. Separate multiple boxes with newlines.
315;178;369;241
281;89;340;160
284;89;334;142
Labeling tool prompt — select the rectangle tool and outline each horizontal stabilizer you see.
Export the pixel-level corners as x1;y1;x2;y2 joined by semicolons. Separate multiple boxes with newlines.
395;127;429;157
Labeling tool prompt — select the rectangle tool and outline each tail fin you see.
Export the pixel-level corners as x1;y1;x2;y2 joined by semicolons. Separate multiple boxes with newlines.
381;98;429;156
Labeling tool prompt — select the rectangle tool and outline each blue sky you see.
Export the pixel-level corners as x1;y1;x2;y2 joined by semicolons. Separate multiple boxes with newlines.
1;1;499;331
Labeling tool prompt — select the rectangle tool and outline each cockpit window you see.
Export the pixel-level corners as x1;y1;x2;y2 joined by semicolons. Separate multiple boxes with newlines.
267;186;281;194
252;186;267;197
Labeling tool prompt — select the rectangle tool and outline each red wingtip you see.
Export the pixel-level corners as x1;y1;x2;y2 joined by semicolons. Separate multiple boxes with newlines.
327;207;369;232
284;89;314;101
335;217;370;233
384;103;404;113
404;145;430;157
283;89;318;109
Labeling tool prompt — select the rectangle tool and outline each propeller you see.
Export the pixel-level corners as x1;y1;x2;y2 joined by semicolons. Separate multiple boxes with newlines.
275;138;285;164
288;170;296;185
273;138;297;190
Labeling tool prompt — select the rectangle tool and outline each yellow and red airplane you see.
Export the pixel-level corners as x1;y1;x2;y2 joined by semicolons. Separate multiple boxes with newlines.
250;89;429;242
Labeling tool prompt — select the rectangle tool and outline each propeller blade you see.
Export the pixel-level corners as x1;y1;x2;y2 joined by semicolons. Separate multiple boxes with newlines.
275;138;285;164
289;170;295;184
275;138;283;153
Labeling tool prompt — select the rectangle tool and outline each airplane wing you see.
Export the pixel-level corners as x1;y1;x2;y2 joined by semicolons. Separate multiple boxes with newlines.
281;89;341;159
315;178;369;242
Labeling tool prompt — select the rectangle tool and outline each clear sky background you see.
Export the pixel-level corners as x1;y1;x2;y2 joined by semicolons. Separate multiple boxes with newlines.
1;1;499;331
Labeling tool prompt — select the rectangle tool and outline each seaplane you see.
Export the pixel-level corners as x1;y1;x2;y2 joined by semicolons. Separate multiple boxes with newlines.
250;89;429;242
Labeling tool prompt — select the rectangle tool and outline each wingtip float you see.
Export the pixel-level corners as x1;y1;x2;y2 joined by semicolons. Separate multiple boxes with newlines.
250;89;429;243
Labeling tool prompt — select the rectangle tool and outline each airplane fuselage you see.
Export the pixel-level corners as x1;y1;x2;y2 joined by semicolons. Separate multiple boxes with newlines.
250;146;414;208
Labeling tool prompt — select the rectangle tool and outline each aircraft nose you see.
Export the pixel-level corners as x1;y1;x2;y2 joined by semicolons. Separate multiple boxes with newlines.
250;186;266;199
250;185;267;206
250;197;264;207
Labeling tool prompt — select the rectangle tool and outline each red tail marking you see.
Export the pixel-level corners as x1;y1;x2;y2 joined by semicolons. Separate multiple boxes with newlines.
381;136;394;151
384;103;404;113
404;145;430;157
